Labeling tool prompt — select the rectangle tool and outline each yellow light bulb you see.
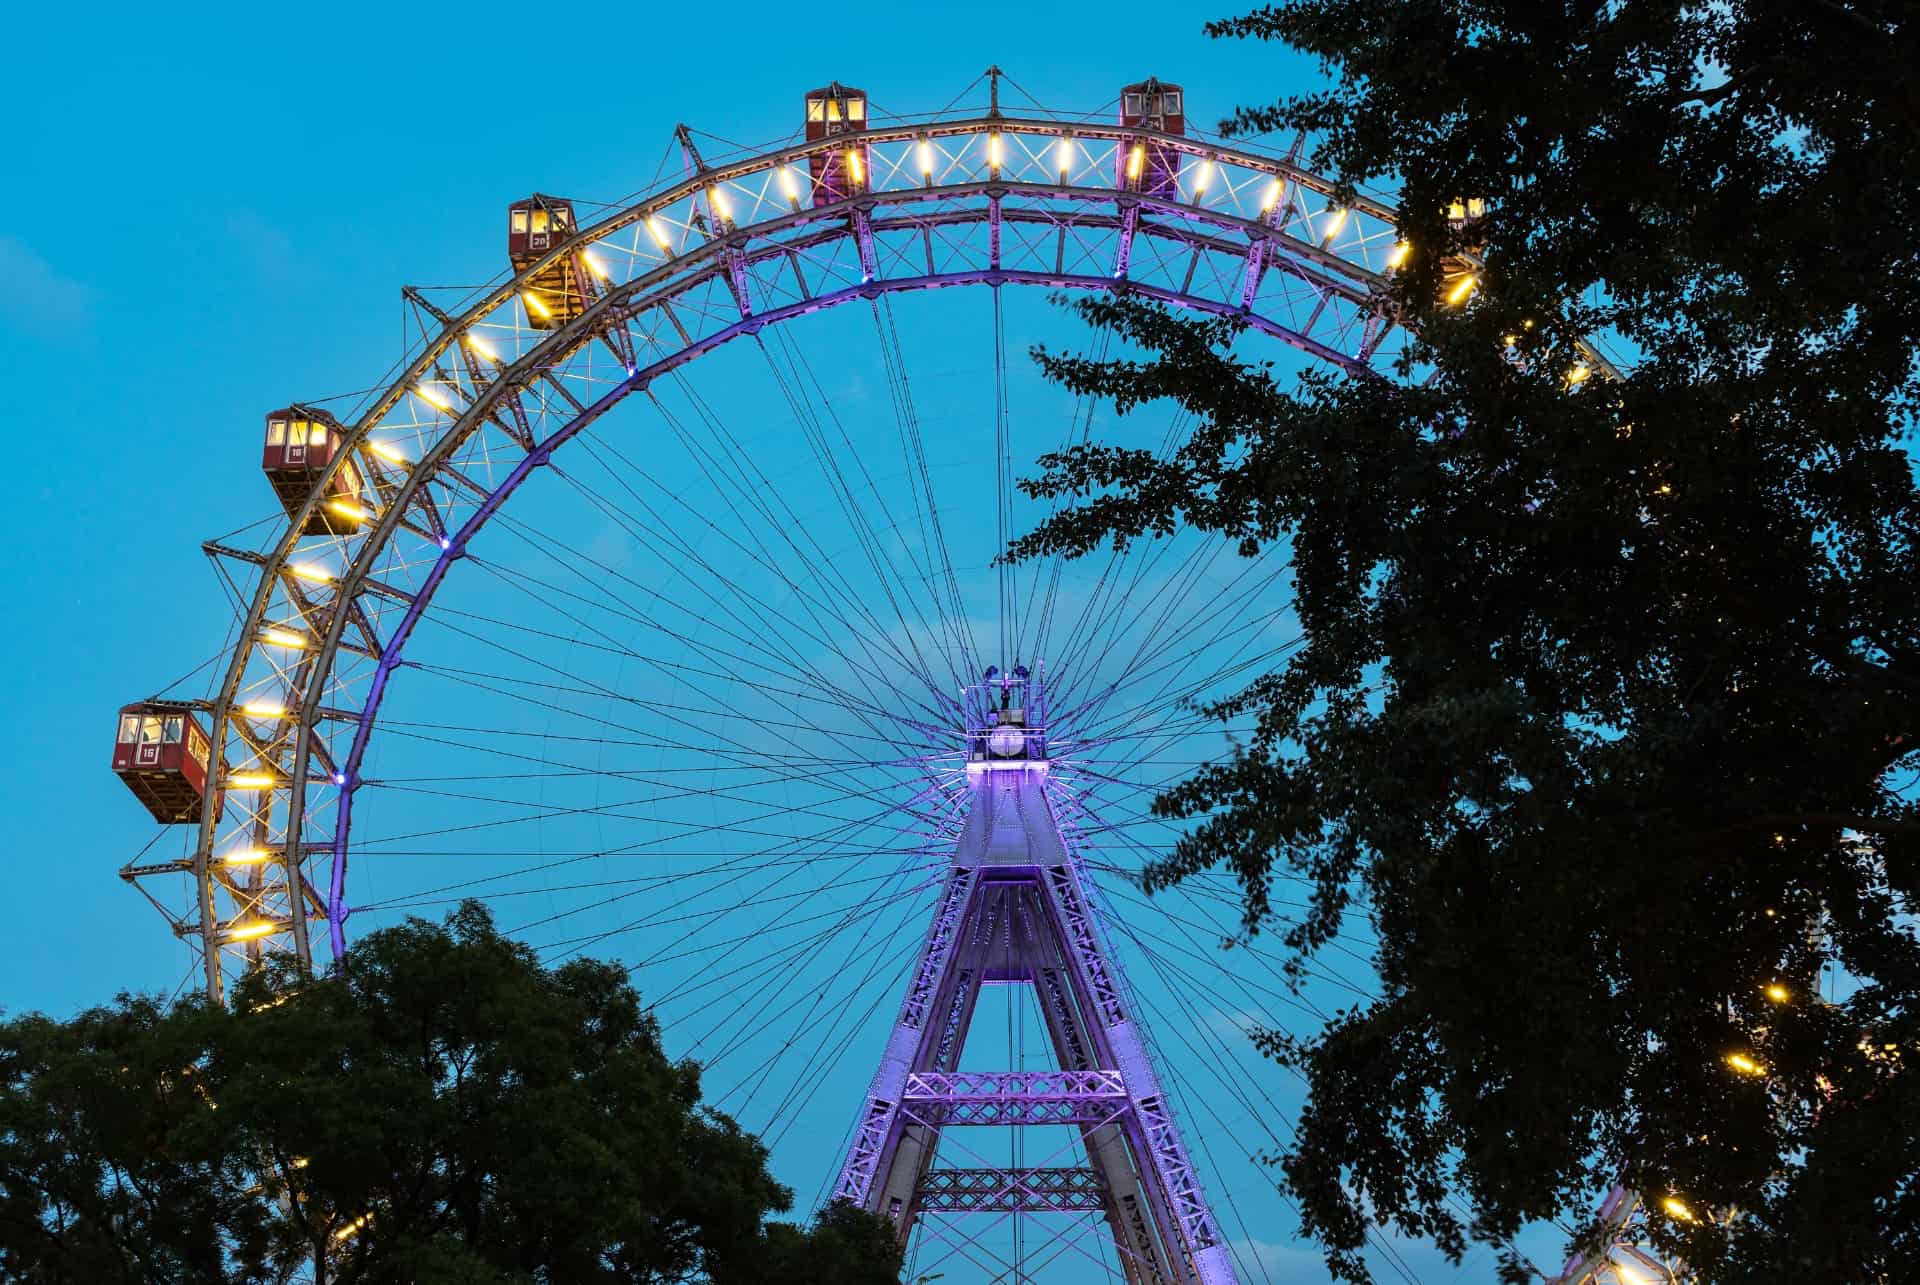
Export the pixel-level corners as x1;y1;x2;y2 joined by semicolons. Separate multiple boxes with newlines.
1765;984;1790;1003
1260;177;1284;213
1386;240;1411;269
226;920;278;941
521;289;552;319
288;562;331;584
414;383;452;412
465;333;500;364
240;701;285;718
262;629;306;650
1726;1052;1764;1076
645;217;672;250
1127;143;1145;181
229;772;276;789
918;138;935;176
778;165;800;200
1446;275;1477;306
223;848;273;865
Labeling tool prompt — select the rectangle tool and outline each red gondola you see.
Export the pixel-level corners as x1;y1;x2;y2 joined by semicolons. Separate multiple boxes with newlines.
262;406;366;535
1118;78;1186;201
508;194;596;329
804;83;870;206
112;703;221;824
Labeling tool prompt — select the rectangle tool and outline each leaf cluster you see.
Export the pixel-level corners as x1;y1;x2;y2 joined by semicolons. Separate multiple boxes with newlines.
0;902;904;1285
1014;2;1920;1279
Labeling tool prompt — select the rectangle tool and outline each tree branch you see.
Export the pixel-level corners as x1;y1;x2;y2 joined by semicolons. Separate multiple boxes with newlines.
1728;813;1920;840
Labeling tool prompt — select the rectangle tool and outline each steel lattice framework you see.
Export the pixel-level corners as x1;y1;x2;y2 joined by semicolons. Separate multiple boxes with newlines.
828;722;1241;1283
119;73;1676;1285
918;1168;1108;1214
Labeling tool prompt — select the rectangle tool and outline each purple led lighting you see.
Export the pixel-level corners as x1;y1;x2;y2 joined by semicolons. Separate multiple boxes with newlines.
831;777;1240;1281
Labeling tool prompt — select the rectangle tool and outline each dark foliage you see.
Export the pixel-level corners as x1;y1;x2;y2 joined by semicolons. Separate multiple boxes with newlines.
1011;2;1920;1279
0;902;904;1284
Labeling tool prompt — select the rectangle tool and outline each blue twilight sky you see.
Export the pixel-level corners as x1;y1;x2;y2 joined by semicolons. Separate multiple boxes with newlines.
0;0;1318;1018
0;5;1531;1282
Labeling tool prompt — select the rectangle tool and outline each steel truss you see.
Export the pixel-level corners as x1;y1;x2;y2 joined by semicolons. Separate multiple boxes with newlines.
916;1168;1108;1214
1554;1187;1696;1284
120;72;1661;1285
832;759;1236;1285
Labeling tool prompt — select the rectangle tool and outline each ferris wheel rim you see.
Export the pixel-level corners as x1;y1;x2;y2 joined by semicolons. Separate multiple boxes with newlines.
319;264;1354;956
189;111;1419;976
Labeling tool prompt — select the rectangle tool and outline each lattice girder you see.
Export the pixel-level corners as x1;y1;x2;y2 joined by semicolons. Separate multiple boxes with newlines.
917;1167;1107;1213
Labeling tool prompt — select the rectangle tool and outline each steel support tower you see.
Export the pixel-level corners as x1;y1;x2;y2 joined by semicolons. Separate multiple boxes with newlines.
834;670;1240;1284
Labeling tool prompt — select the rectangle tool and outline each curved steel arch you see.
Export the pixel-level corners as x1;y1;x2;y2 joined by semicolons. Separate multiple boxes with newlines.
163;111;1419;1000
322;265;1367;958
126;89;1658;1285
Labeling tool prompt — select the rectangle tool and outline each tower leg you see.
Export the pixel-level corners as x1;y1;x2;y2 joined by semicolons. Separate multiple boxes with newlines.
834;767;1240;1283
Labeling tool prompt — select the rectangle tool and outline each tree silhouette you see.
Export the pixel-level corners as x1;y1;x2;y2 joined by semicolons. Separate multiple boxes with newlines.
0;902;903;1284
1015;3;1920;1279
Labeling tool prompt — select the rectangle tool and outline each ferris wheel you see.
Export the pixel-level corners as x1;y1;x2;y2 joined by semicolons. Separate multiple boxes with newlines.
107;70;1689;1285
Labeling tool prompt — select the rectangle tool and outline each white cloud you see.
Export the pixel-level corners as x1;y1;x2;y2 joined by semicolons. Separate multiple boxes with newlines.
1230;1235;1328;1276
0;236;93;334
223;209;305;281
